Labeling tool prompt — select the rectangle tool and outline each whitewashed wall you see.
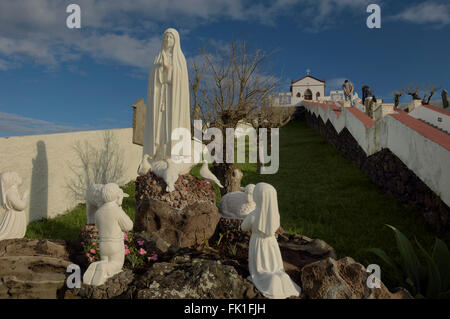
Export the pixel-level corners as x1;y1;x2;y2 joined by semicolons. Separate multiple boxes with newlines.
410;105;450;133
0;128;142;223
302;101;450;207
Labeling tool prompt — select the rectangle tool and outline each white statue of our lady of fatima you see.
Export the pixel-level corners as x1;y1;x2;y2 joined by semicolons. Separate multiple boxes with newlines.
143;28;191;161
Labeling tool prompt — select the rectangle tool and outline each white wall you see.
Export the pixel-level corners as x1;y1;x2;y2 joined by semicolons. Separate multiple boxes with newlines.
410;105;450;133
302;101;450;207
0;128;142;223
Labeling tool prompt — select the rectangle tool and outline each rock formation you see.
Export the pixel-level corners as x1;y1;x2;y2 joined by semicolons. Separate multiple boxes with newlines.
134;172;220;247
0;239;72;298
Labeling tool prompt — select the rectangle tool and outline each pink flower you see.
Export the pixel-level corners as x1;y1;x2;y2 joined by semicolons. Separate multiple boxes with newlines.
88;256;94;262
92;242;97;246
137;239;145;246
123;233;129;241
125;248;130;255
90;249;96;254
149;253;158;262
85;253;90;257
124;244;129;249
138;248;147;255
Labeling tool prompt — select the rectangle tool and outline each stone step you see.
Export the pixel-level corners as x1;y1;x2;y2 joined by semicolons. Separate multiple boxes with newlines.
418;119;450;135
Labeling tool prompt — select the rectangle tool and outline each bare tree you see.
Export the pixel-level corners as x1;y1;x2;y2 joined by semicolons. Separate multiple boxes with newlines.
66;130;125;201
190;41;279;194
393;90;403;108
404;84;421;101
422;84;440;105
249;103;294;173
442;89;449;109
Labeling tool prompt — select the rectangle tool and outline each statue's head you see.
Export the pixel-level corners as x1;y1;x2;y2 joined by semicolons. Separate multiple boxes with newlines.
0;171;22;209
253;182;280;236
1;171;22;189
162;28;179;51
101;183;129;206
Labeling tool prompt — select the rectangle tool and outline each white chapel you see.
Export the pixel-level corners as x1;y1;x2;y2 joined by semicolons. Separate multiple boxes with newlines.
277;71;327;106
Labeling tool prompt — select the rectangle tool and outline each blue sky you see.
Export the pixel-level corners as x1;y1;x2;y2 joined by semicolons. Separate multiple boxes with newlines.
0;0;449;137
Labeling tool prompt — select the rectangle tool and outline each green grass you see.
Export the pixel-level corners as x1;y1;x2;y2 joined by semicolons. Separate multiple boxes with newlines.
26;120;447;289
237;121;441;264
26;182;137;241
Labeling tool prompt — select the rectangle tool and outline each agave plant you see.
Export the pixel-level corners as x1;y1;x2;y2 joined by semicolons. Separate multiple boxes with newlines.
368;225;450;299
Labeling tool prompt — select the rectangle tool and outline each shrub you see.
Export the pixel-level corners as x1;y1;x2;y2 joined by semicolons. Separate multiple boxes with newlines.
368;225;450;298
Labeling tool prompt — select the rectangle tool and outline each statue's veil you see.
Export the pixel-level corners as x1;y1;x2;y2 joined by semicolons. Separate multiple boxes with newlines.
0;172;5;210
0;172;15;210
253;183;280;236
143;28;191;160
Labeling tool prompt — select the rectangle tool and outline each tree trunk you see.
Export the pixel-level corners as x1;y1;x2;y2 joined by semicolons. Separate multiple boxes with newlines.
211;163;238;196
209;127;244;196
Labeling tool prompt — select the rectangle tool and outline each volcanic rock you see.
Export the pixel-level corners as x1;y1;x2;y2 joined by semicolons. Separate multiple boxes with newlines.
300;257;413;299
0;238;71;299
134;172;220;248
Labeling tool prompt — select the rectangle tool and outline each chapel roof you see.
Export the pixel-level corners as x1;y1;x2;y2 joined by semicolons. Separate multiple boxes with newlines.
291;75;325;84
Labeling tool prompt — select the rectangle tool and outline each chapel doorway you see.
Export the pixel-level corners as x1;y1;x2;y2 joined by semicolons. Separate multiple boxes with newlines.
304;89;312;100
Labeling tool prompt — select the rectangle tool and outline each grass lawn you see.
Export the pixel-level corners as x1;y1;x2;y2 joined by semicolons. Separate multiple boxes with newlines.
26;120;446;289
26;183;137;242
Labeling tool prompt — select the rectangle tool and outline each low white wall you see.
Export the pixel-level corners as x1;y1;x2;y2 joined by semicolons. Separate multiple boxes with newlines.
302;101;450;207
0;128;142;223
410;106;450;132
385;115;450;205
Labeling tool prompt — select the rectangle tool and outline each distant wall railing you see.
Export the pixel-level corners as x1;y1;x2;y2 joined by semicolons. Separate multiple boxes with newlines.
302;101;450;208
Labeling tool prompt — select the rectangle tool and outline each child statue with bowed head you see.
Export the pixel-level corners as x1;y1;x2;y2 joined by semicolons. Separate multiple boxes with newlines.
0;171;28;241
83;183;133;286
241;182;301;299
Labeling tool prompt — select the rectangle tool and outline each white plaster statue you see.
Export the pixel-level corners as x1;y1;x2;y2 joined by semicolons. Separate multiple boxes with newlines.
241;183;301;299
143;28;191;161
199;160;224;188
137;155;179;192
85;184;104;225
83;183;133;286
0;171;28;241
138;155;223;193
219;184;256;219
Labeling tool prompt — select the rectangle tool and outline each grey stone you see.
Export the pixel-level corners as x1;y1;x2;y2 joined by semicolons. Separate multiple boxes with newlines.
300;257;413;299
0;239;72;299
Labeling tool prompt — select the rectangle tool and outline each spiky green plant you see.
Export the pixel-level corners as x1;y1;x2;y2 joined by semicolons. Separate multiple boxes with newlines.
368;225;450;298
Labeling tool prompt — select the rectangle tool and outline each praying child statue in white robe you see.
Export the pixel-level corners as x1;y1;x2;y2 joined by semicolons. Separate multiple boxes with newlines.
83;183;133;286
241;182;301;299
0;171;28;241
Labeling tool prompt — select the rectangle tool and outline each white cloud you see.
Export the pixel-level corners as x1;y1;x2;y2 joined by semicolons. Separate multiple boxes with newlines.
0;111;125;137
0;111;81;136
74;34;161;70
392;2;450;26
300;0;373;32
0;0;377;71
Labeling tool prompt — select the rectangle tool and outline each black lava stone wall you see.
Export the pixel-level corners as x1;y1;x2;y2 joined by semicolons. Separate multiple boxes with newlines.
304;110;449;236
